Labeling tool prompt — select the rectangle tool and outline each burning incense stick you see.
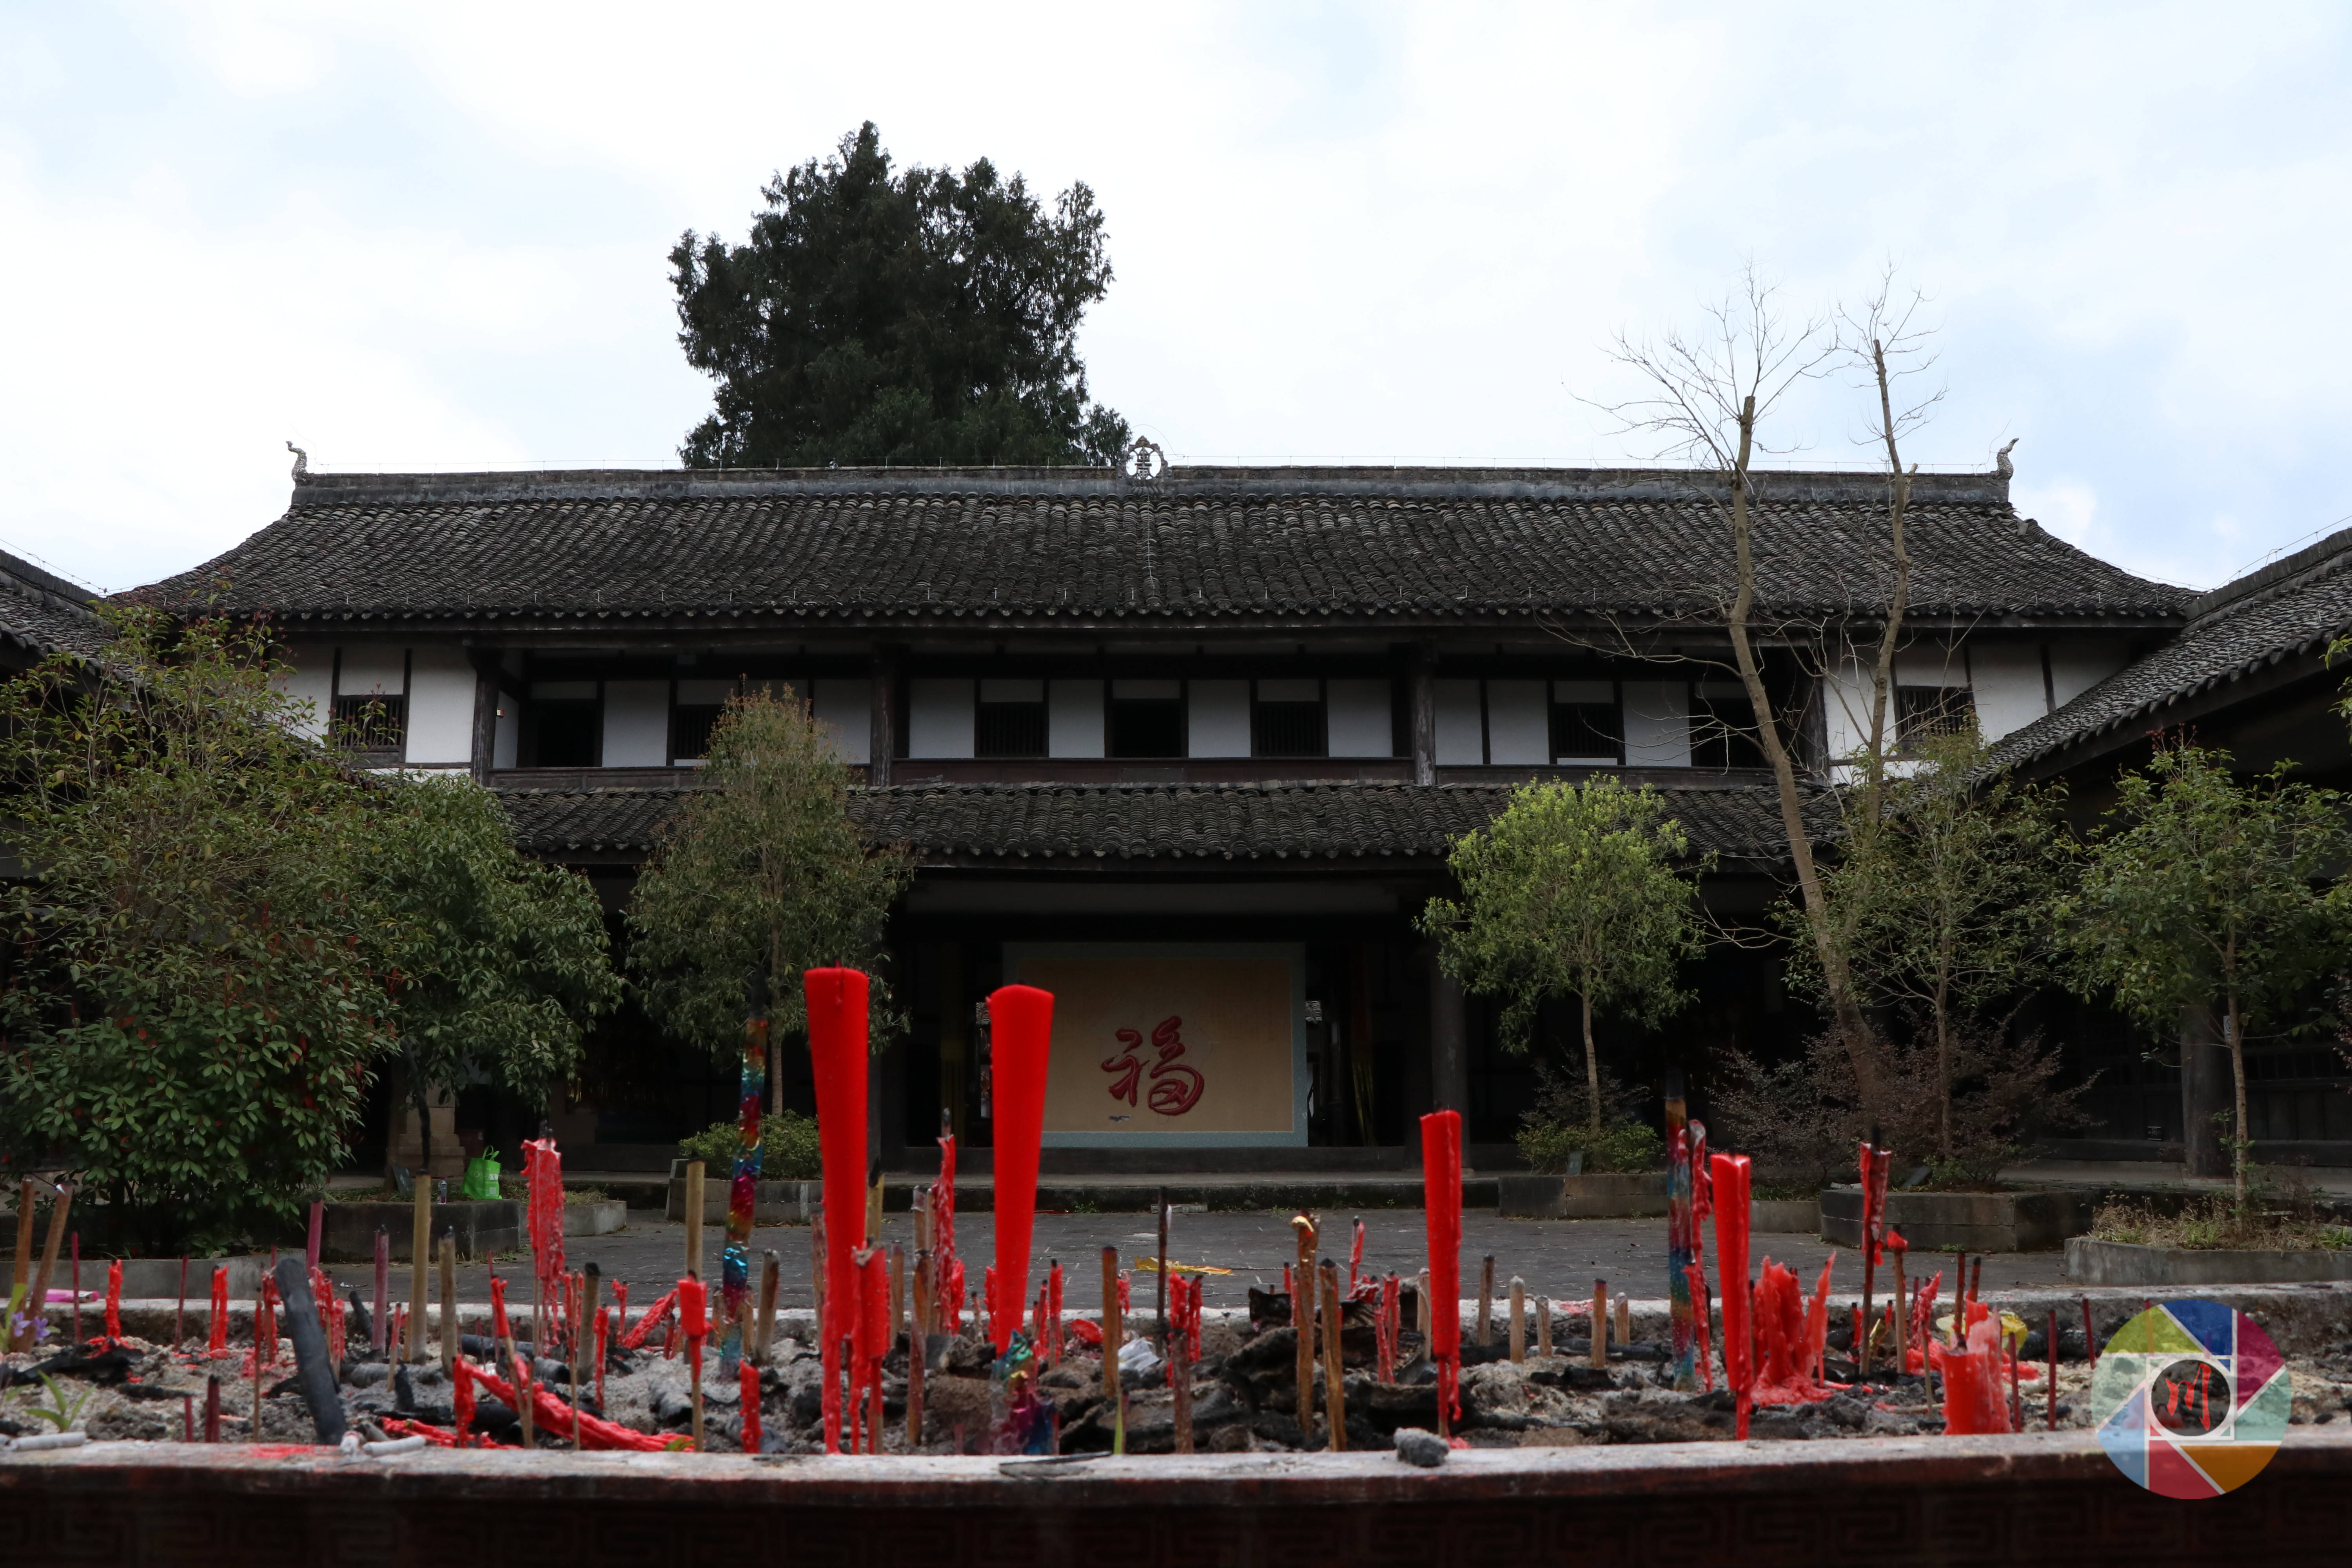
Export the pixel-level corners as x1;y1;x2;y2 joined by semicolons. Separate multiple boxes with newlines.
1319;1258;1346;1451
1291;1214;1318;1430
1508;1278;1526;1364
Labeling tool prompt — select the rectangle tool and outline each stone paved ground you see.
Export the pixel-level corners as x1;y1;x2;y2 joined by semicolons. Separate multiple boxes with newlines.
322;1210;2073;1310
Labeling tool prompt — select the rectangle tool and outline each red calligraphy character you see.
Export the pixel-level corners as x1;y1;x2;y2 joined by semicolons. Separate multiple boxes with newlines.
1102;1027;1145;1106
1145;1015;1203;1116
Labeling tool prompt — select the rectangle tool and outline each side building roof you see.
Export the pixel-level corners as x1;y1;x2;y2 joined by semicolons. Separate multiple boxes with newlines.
1987;525;2352;771
140;465;2187;632
497;779;1830;871
0;548;108;666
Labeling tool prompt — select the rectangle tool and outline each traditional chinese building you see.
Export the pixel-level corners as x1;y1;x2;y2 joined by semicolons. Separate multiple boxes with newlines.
151;459;2190;1173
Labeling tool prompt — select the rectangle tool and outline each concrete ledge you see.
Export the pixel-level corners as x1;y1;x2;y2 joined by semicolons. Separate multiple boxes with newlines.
664;1175;817;1225
1750;1199;1821;1234
1822;1186;2097;1252
4;1431;2348;1567
2065;1237;2352;1287
1497;1173;1667;1219
319;1201;521;1263
562;1199;627;1237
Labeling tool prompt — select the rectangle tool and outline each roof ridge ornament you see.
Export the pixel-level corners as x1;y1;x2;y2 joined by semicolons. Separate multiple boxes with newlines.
287;441;309;479
1994;438;2018;480
1125;438;1167;484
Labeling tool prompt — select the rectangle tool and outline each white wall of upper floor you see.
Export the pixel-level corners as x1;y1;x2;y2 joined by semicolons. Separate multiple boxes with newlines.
270;631;2140;773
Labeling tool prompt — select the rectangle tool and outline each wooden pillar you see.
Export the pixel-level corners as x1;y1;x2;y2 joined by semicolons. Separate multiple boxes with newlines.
868;645;901;788
1408;643;1437;787
465;649;508;784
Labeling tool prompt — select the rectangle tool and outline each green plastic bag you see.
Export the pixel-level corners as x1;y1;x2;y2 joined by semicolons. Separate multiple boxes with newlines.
461;1153;501;1201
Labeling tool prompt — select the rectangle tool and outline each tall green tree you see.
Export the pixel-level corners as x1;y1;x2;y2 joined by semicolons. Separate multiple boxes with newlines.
626;689;912;1082
2059;740;2349;1203
671;122;1132;469
1793;727;2070;1158
0;609;388;1250
1420;777;1704;1130
354;777;622;1177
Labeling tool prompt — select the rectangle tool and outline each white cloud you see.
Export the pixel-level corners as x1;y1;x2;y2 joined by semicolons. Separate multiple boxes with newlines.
2;2;2349;593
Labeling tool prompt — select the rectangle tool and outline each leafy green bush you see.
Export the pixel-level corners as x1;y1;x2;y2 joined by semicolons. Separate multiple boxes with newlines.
678;1111;821;1180
1514;1062;1662;1174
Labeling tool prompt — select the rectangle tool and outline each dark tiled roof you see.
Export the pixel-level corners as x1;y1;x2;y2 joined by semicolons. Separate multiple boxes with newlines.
146;466;2187;628
1988;526;2352;769
0;549;107;662
497;779;1824;866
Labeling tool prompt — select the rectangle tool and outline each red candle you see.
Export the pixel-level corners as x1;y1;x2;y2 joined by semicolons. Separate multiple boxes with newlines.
679;1274;708;1394
452;1353;476;1445
805;965;869;1455
1047;1261;1063;1365
861;1246;890;1453
740;1357;762;1454
1710;1152;1753;1438
593;1306;610;1409
104;1259;122;1343
987;983;1054;1357
1420;1110;1463;1426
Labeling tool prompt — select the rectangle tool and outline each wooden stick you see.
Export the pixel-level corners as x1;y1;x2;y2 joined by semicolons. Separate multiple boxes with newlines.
1508;1277;1526;1363
811;1210;826;1336
1172;1278;1195;1455
408;1172;430;1361
1290;1214;1318;1430
1591;1279;1608;1369
1537;1295;1552;1358
1616;1293;1631;1349
439;1235;457;1381
684;1160;705;1283
1101;1246;1124;1455
177;1256;188;1351
1319;1258;1347;1451
2046;1308;2060;1430
755;1250;780;1362
27;1184;72;1355
204;1374;221;1443
1477;1255;1495;1346
2083;1296;2097;1369
908;1249;931;1447
9;1180;34;1351
1156;1190;1170;1354
1890;1249;1907;1376
889;1243;906;1368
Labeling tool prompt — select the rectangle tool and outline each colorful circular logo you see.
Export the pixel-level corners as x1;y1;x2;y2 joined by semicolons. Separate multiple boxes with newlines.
2092;1300;2289;1498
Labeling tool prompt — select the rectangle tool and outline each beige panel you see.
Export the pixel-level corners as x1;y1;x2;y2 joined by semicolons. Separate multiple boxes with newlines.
1025;956;1296;1134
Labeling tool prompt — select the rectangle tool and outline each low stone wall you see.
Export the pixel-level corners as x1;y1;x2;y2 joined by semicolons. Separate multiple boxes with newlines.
1822;1186;2097;1252
664;1175;818;1225
318;1201;522;1263
1496;1173;1668;1219
5;1432;2348;1567
2065;1238;2352;1287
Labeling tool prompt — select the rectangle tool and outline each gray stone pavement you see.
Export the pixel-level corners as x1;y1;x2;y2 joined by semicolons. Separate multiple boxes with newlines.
321;1209;2070;1312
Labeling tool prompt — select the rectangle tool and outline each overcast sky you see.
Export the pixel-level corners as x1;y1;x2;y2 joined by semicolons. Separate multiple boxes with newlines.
3;3;2346;595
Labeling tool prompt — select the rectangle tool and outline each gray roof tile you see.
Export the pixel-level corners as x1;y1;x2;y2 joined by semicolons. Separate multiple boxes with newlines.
143;466;2186;627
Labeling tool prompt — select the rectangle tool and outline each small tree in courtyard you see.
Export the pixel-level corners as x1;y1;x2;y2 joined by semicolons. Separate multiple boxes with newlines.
354;776;622;1176
1420;777;1704;1138
2059;739;2349;1204
627;688;912;1087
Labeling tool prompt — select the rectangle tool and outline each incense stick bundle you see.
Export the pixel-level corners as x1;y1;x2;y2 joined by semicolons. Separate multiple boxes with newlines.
1591;1280;1608;1370
755;1250;780;1362
1290;1215;1318;1428
1100;1246;1124;1455
1615;1294;1630;1349
1508;1278;1526;1363
908;1249;931;1446
1477;1256;1494;1347
1537;1295;1552;1358
408;1175;430;1361
439;1235;458;1381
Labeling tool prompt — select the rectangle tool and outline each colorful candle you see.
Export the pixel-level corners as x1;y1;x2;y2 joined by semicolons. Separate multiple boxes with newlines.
1419;1109;1463;1432
806;965;870;1455
1666;1083;1694;1390
987;983;1054;1357
1710;1151;1753;1439
722;985;770;1378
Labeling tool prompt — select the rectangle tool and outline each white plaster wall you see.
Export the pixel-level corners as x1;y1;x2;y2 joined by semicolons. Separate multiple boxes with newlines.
337;646;405;697
1187;679;1251;757
812;679;871;764
1434;679;1483;764
1326;678;1393;757
2049;638;2129;708
1485;679;1549;765
403;646;478;767
276;643;334;739
1967;641;2049;741
1621;680;1692;768
1049;679;1105;758
907;679;972;759
602;680;671;767
1893;647;1969;688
